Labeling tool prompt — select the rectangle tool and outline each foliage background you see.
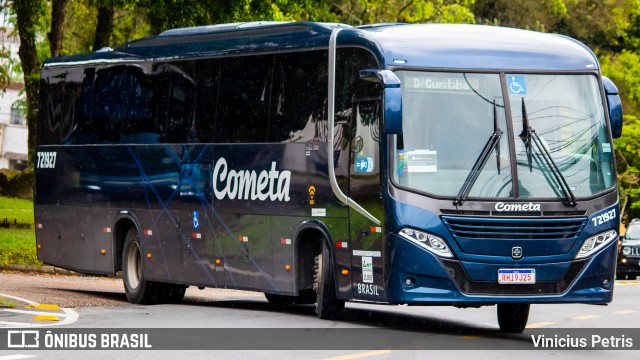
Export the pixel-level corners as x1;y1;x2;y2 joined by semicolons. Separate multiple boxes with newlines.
1;0;639;221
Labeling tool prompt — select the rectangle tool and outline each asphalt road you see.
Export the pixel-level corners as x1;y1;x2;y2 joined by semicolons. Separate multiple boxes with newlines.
1;271;639;359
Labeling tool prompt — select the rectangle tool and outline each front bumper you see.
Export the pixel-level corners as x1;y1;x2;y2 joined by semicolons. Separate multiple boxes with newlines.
385;233;617;305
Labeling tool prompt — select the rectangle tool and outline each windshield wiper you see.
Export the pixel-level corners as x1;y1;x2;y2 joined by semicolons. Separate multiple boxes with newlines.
519;98;577;207
454;101;503;206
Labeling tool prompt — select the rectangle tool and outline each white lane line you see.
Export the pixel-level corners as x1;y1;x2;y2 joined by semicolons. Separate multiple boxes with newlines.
55;308;79;327
0;320;36;327
0;294;79;328
2;309;69;318
0;294;39;306
0;355;37;360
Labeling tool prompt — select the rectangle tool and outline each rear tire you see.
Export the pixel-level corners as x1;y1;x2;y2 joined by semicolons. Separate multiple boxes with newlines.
122;228;186;304
497;304;530;333
123;228;160;304
313;241;344;319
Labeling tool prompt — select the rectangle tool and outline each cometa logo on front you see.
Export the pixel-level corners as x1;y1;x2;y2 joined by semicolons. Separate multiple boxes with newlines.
495;202;541;212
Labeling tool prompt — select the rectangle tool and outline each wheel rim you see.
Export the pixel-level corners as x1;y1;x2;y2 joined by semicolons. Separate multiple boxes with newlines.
126;241;141;290
313;253;323;293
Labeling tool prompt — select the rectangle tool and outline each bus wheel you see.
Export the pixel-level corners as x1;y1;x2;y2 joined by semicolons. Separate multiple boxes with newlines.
313;242;344;319
264;290;316;305
158;283;187;304
122;228;160;304
497;304;530;333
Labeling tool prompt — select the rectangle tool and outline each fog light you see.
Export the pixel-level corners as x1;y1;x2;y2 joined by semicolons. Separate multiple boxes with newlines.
405;277;415;286
603;279;609;285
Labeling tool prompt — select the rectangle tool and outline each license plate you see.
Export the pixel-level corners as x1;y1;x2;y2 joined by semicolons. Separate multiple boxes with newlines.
498;269;535;284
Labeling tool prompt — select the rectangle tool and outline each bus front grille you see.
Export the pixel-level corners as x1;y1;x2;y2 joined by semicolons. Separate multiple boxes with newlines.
441;216;587;241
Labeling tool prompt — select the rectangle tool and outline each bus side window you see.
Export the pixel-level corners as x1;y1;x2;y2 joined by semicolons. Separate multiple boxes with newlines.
270;50;328;142
91;66;127;143
119;65;158;144
216;55;273;143
38;69;66;145
70;67;96;144
193;59;219;143
165;62;197;143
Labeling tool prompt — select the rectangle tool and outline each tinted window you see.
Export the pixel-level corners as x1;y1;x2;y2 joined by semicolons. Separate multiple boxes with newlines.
215;55;273;143
164;62;197;143
269;51;328;142
38;68;66;145
119;64;160;144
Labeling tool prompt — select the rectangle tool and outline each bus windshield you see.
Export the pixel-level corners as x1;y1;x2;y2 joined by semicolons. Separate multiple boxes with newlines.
392;71;616;200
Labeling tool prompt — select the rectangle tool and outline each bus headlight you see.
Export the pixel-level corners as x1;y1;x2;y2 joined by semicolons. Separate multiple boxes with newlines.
622;246;632;256
399;228;453;258
575;230;618;259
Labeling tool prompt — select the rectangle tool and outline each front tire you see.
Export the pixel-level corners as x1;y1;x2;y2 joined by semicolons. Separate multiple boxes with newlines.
264;290;316;305
313;241;344;319
497;304;530;333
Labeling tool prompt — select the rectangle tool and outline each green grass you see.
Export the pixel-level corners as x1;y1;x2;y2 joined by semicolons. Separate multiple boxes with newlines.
0;297;16;308
0;196;40;266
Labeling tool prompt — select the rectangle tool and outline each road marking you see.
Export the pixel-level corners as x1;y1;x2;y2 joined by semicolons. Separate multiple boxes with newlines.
2;309;69;318
573;315;599;320
0;294;78;328
323;350;392;360
0;294;38;306
460;335;481;340
0;321;35;327
614;310;637;315
526;321;554;328
616;280;640;286
0;355;37;360
26;304;60;311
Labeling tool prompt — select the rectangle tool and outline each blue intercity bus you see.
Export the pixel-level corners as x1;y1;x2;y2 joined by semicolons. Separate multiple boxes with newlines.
35;22;624;332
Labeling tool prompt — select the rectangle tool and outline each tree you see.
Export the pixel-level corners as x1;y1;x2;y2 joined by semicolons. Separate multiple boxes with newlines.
48;0;69;56
11;0;46;166
332;0;475;25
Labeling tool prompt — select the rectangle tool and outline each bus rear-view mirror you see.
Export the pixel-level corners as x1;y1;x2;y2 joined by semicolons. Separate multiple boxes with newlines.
603;76;623;138
359;69;403;134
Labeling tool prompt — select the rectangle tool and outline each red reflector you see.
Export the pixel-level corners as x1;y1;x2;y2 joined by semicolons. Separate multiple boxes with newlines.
335;242;348;249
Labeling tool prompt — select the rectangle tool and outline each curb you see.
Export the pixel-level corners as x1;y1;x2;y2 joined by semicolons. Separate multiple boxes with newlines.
0;263;79;276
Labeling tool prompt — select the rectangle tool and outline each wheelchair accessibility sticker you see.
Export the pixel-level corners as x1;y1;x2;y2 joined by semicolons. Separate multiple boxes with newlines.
193;211;200;229
508;75;527;95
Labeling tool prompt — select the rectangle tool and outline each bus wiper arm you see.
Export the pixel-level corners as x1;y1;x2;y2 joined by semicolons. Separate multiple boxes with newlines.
519;98;577;207
454;101;503;206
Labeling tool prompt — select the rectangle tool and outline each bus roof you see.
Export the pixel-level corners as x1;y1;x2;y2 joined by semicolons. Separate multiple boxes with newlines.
44;22;599;72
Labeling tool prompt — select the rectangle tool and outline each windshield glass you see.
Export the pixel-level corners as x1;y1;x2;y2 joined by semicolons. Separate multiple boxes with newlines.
508;74;614;199
393;71;512;197
626;224;640;240
392;71;616;200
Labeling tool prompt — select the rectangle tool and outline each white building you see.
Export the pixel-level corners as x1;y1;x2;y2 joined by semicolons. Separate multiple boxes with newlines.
0;28;28;171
